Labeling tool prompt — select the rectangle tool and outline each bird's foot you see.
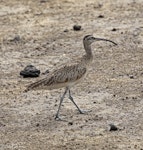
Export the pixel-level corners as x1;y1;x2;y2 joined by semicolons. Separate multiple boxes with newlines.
79;109;92;114
54;115;67;121
55;116;61;121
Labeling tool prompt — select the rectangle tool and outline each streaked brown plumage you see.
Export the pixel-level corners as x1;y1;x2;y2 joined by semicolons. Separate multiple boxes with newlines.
25;35;117;120
25;63;87;91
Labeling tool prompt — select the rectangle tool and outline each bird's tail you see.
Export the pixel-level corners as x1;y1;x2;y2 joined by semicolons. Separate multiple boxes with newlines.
24;78;47;92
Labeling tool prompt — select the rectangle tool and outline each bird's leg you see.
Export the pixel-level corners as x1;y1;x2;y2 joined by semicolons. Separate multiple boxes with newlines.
55;87;68;120
68;89;85;114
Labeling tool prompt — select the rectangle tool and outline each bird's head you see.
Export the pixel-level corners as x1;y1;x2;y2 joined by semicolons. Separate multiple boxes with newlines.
83;35;117;45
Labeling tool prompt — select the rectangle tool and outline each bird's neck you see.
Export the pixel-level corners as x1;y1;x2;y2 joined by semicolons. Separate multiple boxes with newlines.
84;43;93;61
81;43;93;66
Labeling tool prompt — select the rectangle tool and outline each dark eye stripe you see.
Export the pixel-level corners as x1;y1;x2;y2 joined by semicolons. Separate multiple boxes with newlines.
83;35;92;40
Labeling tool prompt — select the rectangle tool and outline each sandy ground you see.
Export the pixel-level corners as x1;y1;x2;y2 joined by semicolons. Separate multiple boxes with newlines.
0;0;143;149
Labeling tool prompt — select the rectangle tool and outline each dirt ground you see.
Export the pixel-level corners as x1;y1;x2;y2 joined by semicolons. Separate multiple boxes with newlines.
0;0;143;149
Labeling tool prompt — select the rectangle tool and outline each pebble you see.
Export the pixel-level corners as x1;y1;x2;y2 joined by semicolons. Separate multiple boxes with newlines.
68;122;73;125
73;25;81;31
63;29;69;32
111;28;117;31
10;35;21;42
98;15;104;18
109;124;118;131
129;75;134;79
40;0;47;3
36;123;40;127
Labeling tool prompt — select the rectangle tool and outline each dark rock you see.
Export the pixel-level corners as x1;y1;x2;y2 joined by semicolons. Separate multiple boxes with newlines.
98;15;104;18
68;122;73;125
129;75;134;79
36;123;40;127
0;122;6;127
111;28;117;31
40;0;47;3
10;35;21;42
63;29;69;32
132;97;137;100
109;124;118;131
73;25;81;31
20;65;40;78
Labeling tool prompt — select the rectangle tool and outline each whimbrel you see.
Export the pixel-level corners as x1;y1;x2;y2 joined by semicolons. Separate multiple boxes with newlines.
25;35;117;120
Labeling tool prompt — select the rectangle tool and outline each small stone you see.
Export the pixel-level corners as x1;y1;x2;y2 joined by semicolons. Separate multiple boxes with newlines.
111;28;117;31
73;25;81;31
109;124;118;131
132;97;137;100
36;123;40;127
98;15;104;18
63;29;69;32
10;35;21;42
40;0;47;3
20;65;40;78
0;123;6;127
68;122;73;125
129;75;134;79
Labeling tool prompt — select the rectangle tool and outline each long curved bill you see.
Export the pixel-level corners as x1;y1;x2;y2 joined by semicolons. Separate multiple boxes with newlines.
94;37;117;45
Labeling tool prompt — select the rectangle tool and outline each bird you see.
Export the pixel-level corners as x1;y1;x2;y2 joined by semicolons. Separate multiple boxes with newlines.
24;35;117;120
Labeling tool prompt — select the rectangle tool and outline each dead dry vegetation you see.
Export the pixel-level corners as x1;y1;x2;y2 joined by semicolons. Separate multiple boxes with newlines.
0;0;143;149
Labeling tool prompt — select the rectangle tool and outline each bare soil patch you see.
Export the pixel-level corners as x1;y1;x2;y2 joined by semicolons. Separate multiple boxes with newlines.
0;0;143;149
